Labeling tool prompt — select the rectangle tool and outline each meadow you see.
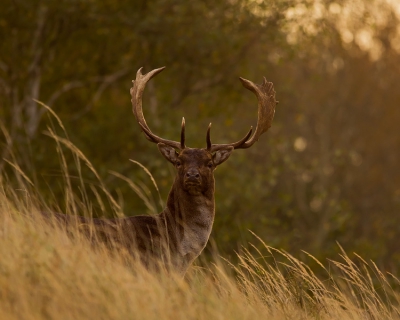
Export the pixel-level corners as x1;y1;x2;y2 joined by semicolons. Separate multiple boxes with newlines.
1;124;399;320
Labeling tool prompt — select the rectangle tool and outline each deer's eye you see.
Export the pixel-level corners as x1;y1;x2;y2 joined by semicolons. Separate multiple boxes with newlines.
175;161;182;167
207;162;213;168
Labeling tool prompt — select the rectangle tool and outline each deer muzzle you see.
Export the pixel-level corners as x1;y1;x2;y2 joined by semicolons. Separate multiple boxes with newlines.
184;169;203;195
184;169;201;184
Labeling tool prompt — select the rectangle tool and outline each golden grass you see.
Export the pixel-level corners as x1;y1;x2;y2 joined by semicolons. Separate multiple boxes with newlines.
1;105;399;319
1;181;400;320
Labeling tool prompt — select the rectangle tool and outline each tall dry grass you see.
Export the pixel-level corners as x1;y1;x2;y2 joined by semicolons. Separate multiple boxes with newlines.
2;182;400;320
1;105;400;319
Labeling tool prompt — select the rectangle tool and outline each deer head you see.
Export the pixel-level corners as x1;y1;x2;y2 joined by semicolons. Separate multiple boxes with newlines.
130;67;276;196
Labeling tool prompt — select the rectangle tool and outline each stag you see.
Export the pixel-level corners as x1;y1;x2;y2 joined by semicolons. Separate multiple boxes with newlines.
51;67;276;276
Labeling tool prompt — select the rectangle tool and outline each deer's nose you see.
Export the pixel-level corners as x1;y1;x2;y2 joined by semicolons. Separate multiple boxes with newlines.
185;170;200;180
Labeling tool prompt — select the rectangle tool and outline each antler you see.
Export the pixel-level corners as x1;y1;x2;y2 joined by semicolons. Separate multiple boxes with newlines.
207;76;276;152
130;67;185;150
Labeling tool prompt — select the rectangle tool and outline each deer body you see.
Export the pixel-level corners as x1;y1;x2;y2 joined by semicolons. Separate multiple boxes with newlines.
51;67;277;277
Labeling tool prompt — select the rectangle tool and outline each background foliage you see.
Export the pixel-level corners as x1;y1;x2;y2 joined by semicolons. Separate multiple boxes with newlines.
1;0;400;269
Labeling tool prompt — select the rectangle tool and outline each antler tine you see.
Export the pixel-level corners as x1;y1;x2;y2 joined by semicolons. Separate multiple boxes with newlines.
208;76;276;152
181;117;186;149
131;67;184;150
206;123;212;150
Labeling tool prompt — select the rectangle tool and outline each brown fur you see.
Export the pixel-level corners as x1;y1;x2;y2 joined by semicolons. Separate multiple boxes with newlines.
48;146;232;276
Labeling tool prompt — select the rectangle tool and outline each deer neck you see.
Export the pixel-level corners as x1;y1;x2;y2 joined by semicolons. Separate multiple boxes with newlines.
164;178;215;259
166;178;215;228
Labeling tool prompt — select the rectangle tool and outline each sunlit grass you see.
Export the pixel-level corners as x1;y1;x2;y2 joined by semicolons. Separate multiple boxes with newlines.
1;179;400;319
1;103;400;319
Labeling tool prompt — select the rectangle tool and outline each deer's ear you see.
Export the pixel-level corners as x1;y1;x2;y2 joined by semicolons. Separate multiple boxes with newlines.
157;143;179;164
212;146;234;166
